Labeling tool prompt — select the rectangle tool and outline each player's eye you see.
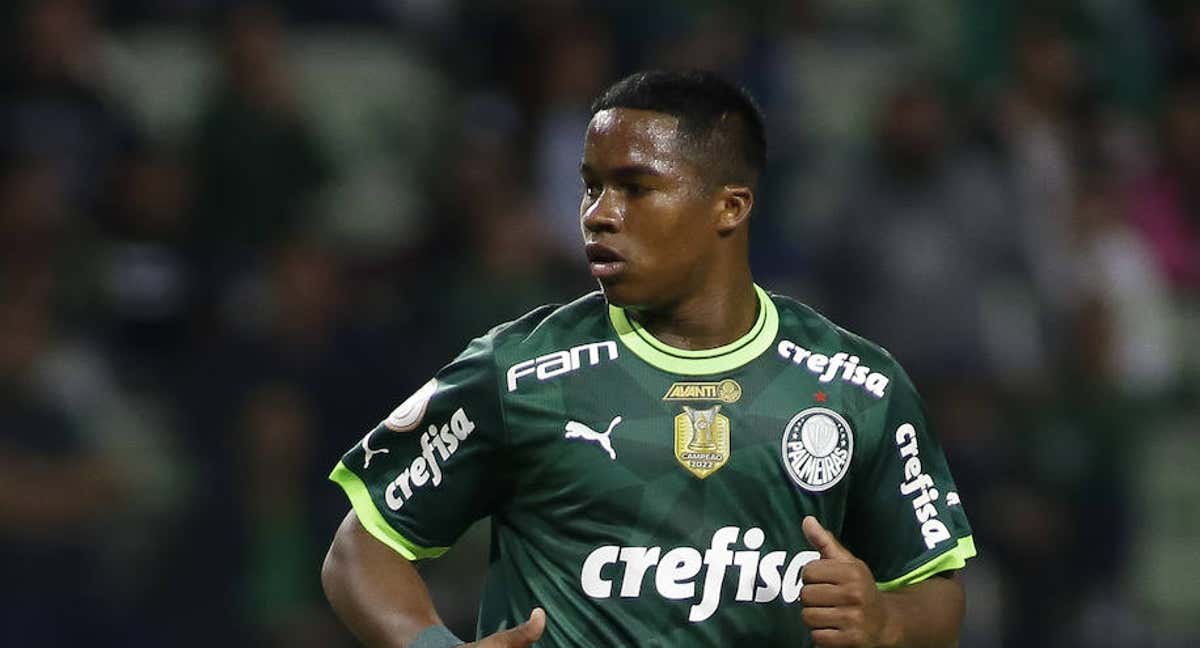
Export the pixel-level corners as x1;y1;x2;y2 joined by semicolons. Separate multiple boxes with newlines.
582;182;601;200
622;182;647;197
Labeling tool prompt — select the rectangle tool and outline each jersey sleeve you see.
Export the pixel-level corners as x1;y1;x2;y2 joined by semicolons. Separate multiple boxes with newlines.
843;367;976;591
329;334;506;560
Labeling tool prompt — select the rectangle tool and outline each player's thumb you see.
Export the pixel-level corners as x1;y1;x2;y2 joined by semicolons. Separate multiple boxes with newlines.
802;515;853;560
493;607;546;647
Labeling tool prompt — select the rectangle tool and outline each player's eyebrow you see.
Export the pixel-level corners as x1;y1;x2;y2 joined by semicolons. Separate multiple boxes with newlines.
611;164;664;179
579;162;665;179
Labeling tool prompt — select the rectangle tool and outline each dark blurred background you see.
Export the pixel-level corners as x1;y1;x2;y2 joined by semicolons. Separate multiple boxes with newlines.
0;1;1197;646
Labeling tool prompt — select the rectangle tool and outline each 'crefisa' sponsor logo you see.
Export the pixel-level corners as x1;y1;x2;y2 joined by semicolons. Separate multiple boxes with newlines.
384;408;475;510
895;423;952;550
580;526;820;622
777;341;889;398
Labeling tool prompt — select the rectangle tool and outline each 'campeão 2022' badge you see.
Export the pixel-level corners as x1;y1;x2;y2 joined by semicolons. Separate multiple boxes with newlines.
674;404;731;479
665;379;740;479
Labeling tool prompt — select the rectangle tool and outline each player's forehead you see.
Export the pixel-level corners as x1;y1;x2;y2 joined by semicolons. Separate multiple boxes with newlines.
582;108;690;176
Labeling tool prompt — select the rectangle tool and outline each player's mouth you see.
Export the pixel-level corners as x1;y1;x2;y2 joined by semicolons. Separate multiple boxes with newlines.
585;242;627;279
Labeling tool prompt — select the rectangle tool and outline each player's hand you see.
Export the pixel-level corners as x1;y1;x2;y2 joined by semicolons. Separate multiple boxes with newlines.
800;516;889;648
465;608;546;647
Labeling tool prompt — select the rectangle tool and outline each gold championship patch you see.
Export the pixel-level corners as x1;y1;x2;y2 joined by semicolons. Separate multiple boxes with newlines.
664;379;740;478
674;405;731;479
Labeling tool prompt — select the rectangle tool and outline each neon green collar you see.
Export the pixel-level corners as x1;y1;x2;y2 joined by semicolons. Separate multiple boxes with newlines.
608;285;779;375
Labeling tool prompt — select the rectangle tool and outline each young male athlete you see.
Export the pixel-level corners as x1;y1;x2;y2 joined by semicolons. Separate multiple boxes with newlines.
322;70;976;647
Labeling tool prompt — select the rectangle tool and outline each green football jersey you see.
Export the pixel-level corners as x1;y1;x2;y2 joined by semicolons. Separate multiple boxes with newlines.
330;285;975;646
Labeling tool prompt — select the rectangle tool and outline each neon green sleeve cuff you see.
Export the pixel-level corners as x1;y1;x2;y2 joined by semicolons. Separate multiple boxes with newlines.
876;535;977;591
329;461;450;561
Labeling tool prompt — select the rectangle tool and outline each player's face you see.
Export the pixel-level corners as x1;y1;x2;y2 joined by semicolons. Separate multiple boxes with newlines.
579;108;722;308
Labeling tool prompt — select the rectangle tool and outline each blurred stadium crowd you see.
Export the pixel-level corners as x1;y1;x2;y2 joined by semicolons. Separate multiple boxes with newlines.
1;1;1198;646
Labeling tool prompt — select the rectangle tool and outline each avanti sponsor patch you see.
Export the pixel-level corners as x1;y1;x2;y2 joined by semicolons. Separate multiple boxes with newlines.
663;379;742;403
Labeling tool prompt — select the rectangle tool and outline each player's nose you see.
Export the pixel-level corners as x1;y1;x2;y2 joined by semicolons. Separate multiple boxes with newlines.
581;189;622;234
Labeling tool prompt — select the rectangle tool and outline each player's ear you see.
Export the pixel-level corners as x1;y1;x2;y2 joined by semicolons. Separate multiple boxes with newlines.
714;184;753;235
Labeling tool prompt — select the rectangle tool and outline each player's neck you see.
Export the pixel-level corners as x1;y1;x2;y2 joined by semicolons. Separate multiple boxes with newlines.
629;273;758;351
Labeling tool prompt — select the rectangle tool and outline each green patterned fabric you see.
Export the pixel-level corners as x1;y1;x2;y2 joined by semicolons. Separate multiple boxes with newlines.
331;286;974;646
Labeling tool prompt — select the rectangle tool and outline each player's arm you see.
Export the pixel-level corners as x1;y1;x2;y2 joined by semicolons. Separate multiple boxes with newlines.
322;510;440;648
322;510;545;648
322;334;544;646
800;362;974;647
799;516;963;648
876;572;963;648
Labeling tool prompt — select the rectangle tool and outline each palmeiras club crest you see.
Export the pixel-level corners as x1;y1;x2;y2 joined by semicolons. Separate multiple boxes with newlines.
781;407;853;491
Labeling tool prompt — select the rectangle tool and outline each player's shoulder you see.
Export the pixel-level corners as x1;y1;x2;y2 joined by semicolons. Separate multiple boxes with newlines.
480;291;610;357
766;289;911;387
435;292;609;389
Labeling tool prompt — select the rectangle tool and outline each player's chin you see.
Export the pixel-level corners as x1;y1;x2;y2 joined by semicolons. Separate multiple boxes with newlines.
596;276;640;308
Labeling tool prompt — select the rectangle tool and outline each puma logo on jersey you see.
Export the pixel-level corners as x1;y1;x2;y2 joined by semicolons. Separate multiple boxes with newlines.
564;416;622;460
360;435;390;469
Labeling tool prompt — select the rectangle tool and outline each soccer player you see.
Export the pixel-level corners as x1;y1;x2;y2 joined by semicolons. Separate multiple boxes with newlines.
321;70;975;647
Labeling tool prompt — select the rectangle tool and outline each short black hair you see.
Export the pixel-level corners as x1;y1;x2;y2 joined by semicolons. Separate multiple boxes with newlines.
590;70;767;188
